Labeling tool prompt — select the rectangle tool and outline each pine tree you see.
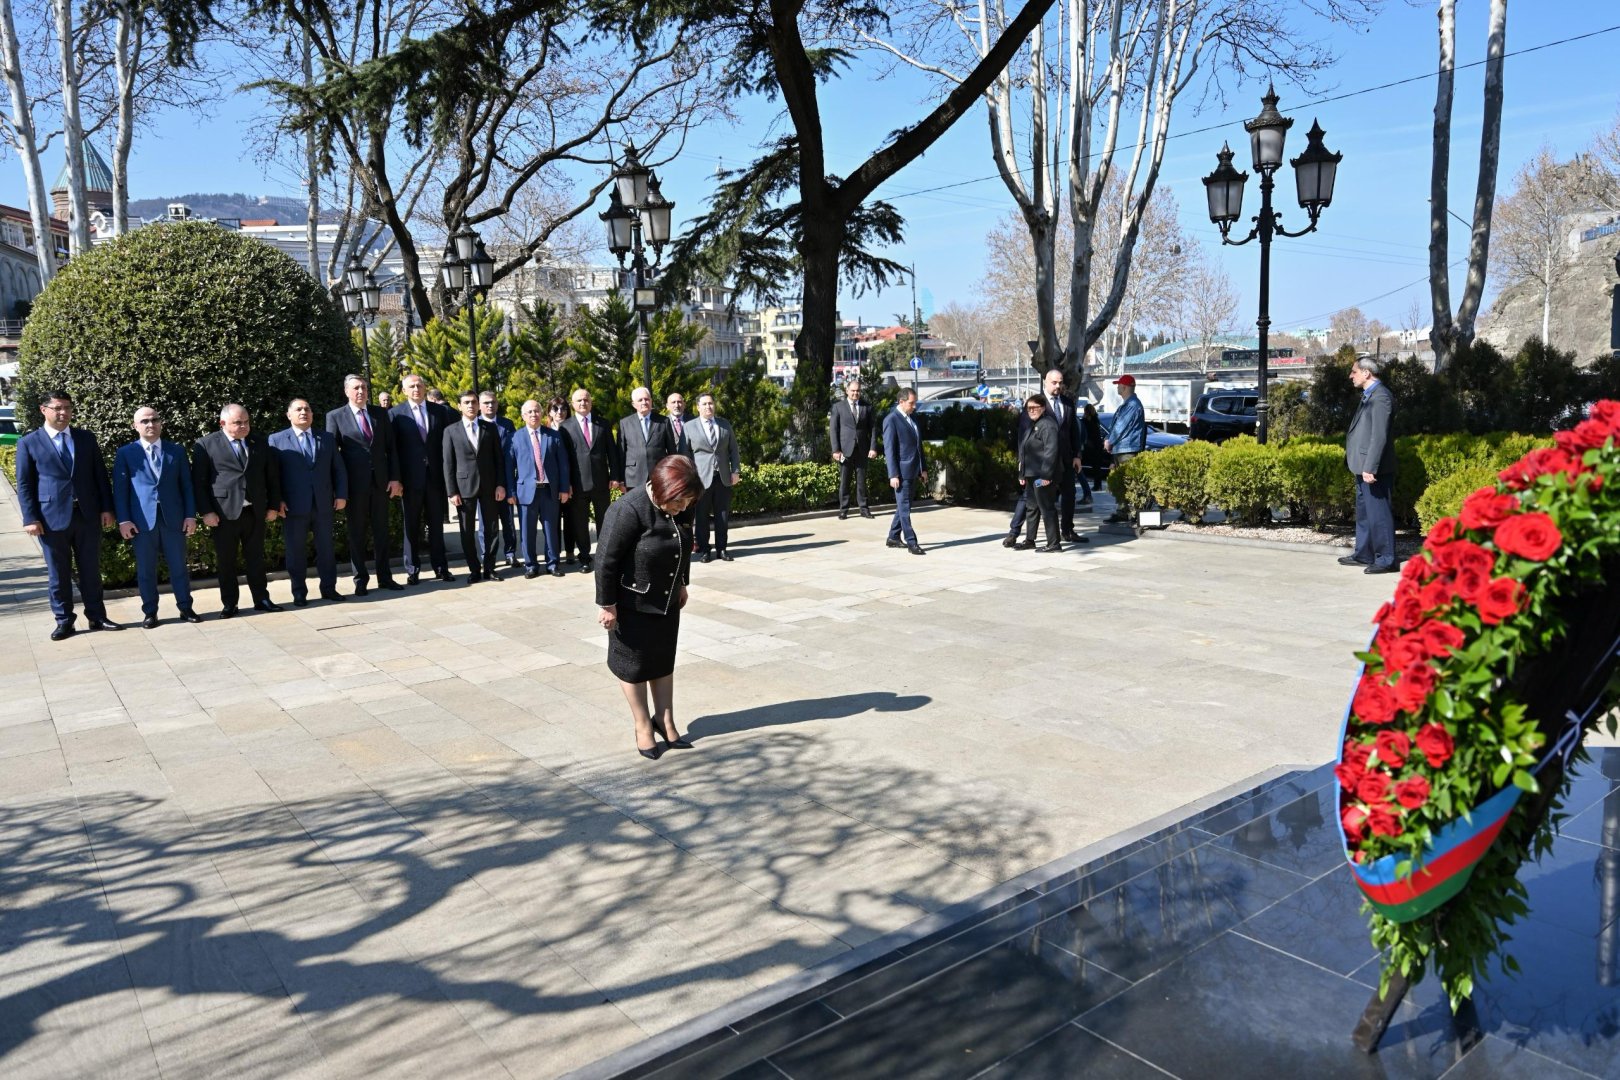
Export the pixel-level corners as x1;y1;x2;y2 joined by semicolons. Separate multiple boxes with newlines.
709;351;790;464
563;291;704;421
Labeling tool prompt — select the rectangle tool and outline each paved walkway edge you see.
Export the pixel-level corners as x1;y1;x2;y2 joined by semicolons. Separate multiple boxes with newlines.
561;760;1321;1080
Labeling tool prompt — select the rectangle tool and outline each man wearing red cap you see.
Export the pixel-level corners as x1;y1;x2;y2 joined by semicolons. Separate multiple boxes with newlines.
1104;374;1147;523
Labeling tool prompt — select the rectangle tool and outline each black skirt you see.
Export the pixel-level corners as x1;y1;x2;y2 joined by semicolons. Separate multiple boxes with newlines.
607;601;680;682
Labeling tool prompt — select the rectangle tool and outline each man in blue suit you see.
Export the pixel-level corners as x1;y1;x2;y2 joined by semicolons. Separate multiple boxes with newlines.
16;389;120;640
271;398;348;607
390;374;454;585
882;387;928;555
113;405;202;629
505;399;572;578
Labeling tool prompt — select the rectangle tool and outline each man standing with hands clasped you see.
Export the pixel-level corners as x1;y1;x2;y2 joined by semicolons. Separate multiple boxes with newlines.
113;406;201;629
1343;355;1398;574
194;404;282;616
882;388;927;555
326;374;403;594
829;378;876;519
506;399;571;578
690;392;740;563
444;391;507;582
270;399;347;607
618;386;676;491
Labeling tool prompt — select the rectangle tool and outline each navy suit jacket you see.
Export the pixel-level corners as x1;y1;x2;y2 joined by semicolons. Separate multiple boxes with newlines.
269;426;347;517
505;424;572;504
16;426;112;531
882;410;926;481
389;400;453;492
325;404;398;491
113;440;195;532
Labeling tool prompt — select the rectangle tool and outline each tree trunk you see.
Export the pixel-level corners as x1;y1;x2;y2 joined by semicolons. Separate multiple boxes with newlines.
1541;246;1551;346
302;24;321;284
112;2;137;237
1453;0;1507;346
1428;0;1456;368
52;0;90;253
790;215;842;458
0;0;54;284
1030;209;1059;369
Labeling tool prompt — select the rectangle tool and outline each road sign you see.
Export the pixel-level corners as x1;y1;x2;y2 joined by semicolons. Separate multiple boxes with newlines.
909;356;922;370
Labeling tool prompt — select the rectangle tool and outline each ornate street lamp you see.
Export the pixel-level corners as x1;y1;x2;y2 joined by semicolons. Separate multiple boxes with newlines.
601;140;677;392
1202;84;1342;443
439;228;496;393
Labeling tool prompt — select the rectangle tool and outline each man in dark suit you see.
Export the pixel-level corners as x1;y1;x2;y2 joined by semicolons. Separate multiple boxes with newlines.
1344;355;1398;574
665;392;695;461
390;374;454;584
17;389;120;639
478;391;519;568
194;404;283;616
444;391;507;582
560;387;620;571
690;392;741;563
829;378;876;519
1006;369;1090;547
113;406;201;629
506;399;572;578
326;374;403;594
271;398;348;607
617;385;676;491
882;388;927;555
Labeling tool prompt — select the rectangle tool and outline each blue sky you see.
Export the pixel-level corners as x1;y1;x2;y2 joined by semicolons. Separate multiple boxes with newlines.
9;2;1620;342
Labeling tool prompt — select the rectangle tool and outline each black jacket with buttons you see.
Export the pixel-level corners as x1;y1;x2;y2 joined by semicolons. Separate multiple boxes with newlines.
594;485;694;614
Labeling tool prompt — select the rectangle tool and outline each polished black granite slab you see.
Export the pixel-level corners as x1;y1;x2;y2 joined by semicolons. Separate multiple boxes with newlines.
572;751;1620;1080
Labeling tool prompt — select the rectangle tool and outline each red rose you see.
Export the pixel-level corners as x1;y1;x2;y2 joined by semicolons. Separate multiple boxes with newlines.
1353;677;1398;726
1357;770;1393;805
1382;633;1429;672
1342;804;1369;844
1418;620;1465;658
1553;419;1612;454
1451;566;1489;604
1336;739;1371;792
1424;517;1458;548
1415;723;1454;768
1394;663;1437;713
1367;803;1404;837
1373;601;1393;626
1494;513;1562;562
1435;540;1496;580
1419;579;1456;613
1389;592;1426;630
1394;776;1431;810
1335;761;1364;793
1590;400;1620;434
1401;554;1435;585
1476;577;1528;625
1374;730;1411;769
1458;488;1519;532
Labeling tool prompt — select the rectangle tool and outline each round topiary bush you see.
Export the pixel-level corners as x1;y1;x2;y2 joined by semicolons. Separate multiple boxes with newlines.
15;221;354;452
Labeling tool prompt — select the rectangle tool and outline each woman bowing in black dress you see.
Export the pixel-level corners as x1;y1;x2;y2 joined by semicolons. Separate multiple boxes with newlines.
595;455;704;759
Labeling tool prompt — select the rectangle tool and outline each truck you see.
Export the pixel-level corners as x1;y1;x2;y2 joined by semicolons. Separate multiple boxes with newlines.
1096;376;1203;432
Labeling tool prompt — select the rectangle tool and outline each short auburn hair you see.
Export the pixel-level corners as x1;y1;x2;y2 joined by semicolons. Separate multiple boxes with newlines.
649;454;703;505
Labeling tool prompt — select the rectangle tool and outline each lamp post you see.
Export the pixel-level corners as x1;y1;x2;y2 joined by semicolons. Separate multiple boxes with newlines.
439;226;496;394
340;254;383;395
1202;85;1342;444
601;141;675;393
1611;248;1620;360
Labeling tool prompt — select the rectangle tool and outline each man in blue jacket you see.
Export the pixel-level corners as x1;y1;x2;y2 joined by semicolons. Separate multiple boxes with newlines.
882;387;927;555
1104;374;1148;523
16;389;120;639
506;399;572;578
113;406;202;629
271;399;349;606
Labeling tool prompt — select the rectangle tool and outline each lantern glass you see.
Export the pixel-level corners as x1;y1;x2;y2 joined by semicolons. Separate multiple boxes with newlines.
603;197;633;254
440;256;466;292
470;241;495;289
1201;143;1248;225
343;255;366;292
641;175;673;246
1290;119;1342;211
361;272;382;314
615;143;650;207
1243;85;1293;171
452;227;477;263
340;288;362;316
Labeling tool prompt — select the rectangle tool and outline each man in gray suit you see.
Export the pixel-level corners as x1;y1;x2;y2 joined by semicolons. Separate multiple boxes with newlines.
1343;355;1398;574
829;378;876;519
617;385;676;490
690;392;741;563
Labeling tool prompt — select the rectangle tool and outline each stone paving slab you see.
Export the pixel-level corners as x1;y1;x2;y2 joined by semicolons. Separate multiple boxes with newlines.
0;475;1396;1077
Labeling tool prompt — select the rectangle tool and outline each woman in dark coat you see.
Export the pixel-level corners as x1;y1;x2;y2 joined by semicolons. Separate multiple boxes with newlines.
1017;393;1063;552
595;455;704;759
1079;401;1108;502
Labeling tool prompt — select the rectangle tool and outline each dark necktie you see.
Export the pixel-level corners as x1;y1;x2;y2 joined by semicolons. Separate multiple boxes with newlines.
358;409;372;442
231;439;245;465
673;417;683;442
55;431;72;469
301;431;314;464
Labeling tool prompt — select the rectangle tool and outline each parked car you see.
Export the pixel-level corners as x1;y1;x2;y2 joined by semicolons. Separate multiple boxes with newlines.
914;397;991;414
1189;388;1258;442
1084;411;1186;485
0;406;16;449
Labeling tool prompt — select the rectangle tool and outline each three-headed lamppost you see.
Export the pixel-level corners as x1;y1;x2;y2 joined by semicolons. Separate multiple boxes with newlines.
439;227;497;394
1202;85;1342;444
600;142;675;393
340;255;383;393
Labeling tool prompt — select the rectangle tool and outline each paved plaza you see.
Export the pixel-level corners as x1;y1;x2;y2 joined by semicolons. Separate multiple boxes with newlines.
0;479;1395;1078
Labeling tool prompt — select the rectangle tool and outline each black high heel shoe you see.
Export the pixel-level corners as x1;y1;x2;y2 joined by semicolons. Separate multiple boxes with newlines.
655;725;695;750
637;742;664;760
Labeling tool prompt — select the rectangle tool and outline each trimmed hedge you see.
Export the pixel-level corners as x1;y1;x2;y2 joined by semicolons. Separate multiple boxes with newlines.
1204;436;1281;526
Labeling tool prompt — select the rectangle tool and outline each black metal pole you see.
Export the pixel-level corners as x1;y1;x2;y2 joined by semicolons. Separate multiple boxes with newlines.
360;321;371;396
469;299;480;396
1255;167;1274;446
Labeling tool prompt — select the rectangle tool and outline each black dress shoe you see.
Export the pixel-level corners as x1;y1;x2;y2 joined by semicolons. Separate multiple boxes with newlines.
142;615;159;629
1002;535;1017;548
50;622;74;641
701;552;713;563
219;607;237;619
907;544;927;556
563;554;576;565
638;744;664;761
1014;540;1035;550
885;539;905;549
550;567;566;578
293;597;309;608
525;568;540;579
354;583;370;596
88;618;122;632
838;510;848;520
435;570;455;582
1038;543;1063;553
860;509;874;519
1337;555;1369;566
254;600;283;613
378;580;404;591
719;551;734;562
1365;563;1399;575
467;571;482;584
406;572;420;586
486;570;503;582
1062;532;1082;543
580;558;593;572
320;591;346;603
178;609;203;624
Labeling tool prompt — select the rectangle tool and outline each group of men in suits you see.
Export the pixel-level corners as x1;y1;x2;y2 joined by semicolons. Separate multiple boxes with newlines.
828;377;930;555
